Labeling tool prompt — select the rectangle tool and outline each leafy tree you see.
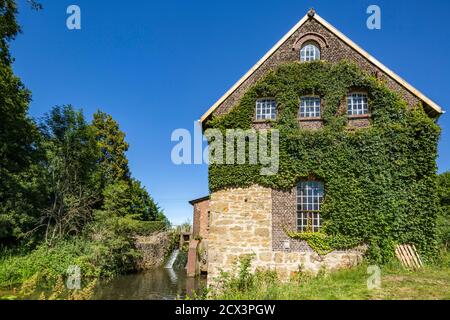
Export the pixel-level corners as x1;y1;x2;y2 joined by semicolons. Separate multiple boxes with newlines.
37;105;100;244
101;181;133;218
0;0;43;244
100;179;165;222
0;0;20;64
91;111;165;223
92;111;130;186
130;179;165;222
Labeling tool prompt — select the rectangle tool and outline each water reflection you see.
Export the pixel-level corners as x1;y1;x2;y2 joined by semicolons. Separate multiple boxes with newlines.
166;268;178;284
93;268;206;300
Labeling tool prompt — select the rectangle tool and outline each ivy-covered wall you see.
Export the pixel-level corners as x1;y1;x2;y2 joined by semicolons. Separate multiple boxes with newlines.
206;61;441;263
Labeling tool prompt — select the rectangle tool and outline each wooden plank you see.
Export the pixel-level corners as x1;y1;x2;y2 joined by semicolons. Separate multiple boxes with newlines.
397;245;410;269
412;245;424;267
406;245;421;269
405;244;419;269
400;244;415;269
395;245;410;269
395;244;423;270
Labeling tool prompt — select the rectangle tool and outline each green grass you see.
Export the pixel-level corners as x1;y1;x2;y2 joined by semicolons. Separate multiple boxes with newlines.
208;253;450;300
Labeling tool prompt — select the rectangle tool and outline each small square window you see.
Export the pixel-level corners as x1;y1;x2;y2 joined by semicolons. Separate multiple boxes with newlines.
347;93;369;116
299;97;321;118
255;99;277;120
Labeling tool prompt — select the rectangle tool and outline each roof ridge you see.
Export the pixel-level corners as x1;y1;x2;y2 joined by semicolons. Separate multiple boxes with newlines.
200;11;443;123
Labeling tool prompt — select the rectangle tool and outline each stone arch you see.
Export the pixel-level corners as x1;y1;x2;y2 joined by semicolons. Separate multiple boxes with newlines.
292;32;329;52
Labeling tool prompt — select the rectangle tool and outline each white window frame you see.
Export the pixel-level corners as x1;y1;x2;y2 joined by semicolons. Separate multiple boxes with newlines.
299;96;321;118
300;42;321;62
347;92;369;116
255;99;277;120
297;181;324;233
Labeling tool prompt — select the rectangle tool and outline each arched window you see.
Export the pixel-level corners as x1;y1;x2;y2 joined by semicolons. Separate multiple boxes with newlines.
300;42;321;62
297;181;324;232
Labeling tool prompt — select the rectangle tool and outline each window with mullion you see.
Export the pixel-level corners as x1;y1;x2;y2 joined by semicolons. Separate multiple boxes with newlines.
255;99;277;120
347;93;369;116
297;181;324;232
299;97;321;118
300;43;320;62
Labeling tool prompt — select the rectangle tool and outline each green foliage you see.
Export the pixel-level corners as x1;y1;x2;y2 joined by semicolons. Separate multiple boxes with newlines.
286;230;363;255
92;110;131;186
101;180;134;217
99;179;166;222
0;0;20;64
0;0;170;297
38;105;100;244
0;234;139;291
437;172;450;249
0;240;98;289
84;212;142;277
129;179;166;222
0;0;43;243
438;172;450;206
207;61;441;262
132;221;167;235
212;254;257;295
92;110;166;224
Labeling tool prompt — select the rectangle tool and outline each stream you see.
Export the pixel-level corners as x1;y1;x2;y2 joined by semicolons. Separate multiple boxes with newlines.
93;267;207;300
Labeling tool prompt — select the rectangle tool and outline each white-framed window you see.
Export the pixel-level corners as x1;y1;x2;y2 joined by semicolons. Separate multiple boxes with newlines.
299;97;321;118
347;93;369;116
255;99;277;120
297;181;324;233
300;42;321;62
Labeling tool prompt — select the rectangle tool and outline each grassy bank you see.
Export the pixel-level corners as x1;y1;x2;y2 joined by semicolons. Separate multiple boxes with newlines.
0;219;172;300
207;253;450;300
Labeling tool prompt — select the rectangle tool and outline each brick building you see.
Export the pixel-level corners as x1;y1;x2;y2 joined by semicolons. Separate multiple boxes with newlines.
186;196;210;277
197;9;443;281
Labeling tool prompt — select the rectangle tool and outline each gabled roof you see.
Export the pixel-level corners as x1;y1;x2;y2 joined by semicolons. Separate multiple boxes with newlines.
200;9;443;123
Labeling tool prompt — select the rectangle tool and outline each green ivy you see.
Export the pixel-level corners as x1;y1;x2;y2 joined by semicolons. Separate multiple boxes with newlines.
285;230;363;256
206;61;441;263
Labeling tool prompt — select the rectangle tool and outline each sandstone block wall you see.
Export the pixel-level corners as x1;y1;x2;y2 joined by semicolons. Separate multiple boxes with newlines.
207;185;364;283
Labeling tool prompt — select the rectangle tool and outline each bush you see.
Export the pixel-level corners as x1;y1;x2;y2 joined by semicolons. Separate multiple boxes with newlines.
0;240;95;289
0;212;144;292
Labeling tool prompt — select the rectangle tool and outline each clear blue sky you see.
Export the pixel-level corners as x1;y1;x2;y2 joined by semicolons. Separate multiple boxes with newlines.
11;0;450;224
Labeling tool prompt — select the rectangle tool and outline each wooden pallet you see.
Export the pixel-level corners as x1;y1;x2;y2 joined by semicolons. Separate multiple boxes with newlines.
395;244;423;270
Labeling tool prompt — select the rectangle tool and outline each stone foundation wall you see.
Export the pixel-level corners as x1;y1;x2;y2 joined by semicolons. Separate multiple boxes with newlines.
207;185;364;283
135;232;172;270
